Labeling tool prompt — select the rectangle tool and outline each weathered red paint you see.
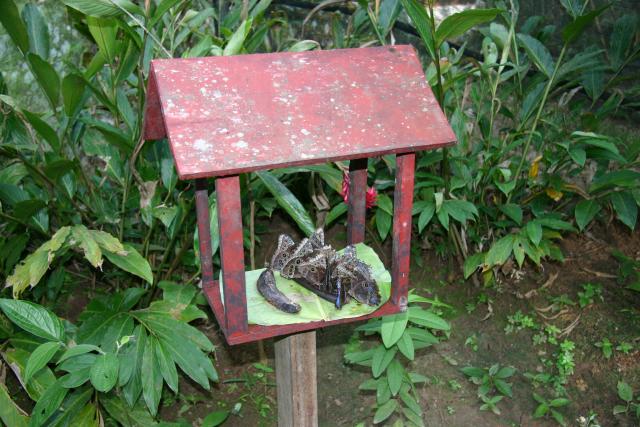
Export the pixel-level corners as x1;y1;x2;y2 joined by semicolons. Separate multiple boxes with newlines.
215;176;248;336
142;46;457;345
195;179;215;287
347;158;367;245
143;45;455;180
391;153;415;310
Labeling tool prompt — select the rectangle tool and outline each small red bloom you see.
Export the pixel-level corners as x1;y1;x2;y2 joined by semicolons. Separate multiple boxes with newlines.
340;171;377;209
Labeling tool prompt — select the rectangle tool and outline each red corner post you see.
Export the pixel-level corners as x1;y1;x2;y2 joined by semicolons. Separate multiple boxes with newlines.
347;158;368;245
391;153;415;311
215;176;248;336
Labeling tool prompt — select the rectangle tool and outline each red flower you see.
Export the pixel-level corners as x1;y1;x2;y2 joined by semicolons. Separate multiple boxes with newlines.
340;172;377;209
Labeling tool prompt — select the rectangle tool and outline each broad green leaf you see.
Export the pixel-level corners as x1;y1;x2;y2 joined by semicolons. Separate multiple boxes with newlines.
87;17;117;64
417;202;435;232
155;338;178;392
223;19;252;56
396;332;415;360
373;399;397;424
562;5;609;44
101;394;159;427
45;387;93;426
27;53;60;107
61;0;142;18
103;244;153;284
0;381;28;427
22;4;49;59
62;74;86;117
517;33;554;78
202;411;229;427
141;337;163;416
380;312;408;348
0;0;29;54
494;379;512;397
463;252;485;279
325;202;348;227
72;225;102;268
461;366;484;378
610;14;637;69
376;208;392;241
0;299;64;342
90;353;119;392
435;8;500;46
20;110;60;150
2;348;56;401
57;344;101;363
574;199;601;231
617;381;633;402
590;170;640;192
255;171;315;237
485;235;514;267
89;230;126;254
407;307;450;330
386;359;404;396
29;380;68;427
499;204;523;225
549;398;570;407
24;341;61;384
377;379;391;405
288;40;320;52
399;0;436;59
559;0;583;18
372;346;397;378
610;192;637;230
65;402;99;427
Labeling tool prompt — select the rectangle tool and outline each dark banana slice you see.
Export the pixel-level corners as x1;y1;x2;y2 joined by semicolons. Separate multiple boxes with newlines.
257;268;301;314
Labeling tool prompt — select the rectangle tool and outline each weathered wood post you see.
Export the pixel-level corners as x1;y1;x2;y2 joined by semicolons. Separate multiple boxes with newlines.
142;45;456;426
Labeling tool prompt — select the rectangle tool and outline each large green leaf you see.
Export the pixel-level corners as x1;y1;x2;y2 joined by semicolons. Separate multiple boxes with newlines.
399;0;436;59
29;380;68;427
435;8;500;46
2;348;56;401
61;74;86;117
407;307;450;330
22;4;50;59
574;199;601;231
27;53;60;107
373;399;397;424
0;382;29;427
380;312;408;348
255;171;315;237
610;192;637;230
562;5;609;44
24;341;61;384
103;244;153;284
223;19;252;56
87;17;118;63
90;353;119;392
61;0;143;18
372;346;397;378
141;337;163;416
0;0;29;54
517;33;554;78
386;359;404;396
101;394;159;427
155;337;178;393
0;299;64;342
590;170;640;192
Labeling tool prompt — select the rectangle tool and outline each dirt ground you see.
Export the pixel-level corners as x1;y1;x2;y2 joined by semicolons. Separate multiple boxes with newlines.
155;215;640;427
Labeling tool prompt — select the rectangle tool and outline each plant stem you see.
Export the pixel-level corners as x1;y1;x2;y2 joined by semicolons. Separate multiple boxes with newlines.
507;44;568;203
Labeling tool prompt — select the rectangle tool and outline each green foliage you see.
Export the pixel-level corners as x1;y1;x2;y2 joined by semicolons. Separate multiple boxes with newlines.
345;292;451;425
461;363;516;414
532;393;571;426
614;381;640;419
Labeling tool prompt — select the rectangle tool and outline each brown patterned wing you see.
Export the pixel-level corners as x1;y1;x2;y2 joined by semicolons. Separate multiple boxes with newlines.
270;234;295;271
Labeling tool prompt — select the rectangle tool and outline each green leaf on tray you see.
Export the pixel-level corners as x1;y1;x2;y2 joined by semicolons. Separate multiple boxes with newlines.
220;243;391;326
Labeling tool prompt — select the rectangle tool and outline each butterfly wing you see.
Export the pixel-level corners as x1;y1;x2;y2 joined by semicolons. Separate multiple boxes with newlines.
270;234;295;271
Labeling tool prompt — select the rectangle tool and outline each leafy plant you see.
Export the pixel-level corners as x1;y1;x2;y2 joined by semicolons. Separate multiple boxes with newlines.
461;363;516;414
0;282;216;424
594;338;613;359
613;381;640;419
345;292;451;426
578;283;603;307
533;393;570;426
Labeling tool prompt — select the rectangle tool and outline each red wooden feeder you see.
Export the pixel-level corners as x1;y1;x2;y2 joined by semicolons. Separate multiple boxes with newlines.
142;45;456;346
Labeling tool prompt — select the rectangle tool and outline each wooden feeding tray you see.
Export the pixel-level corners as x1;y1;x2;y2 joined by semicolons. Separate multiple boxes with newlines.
143;45;456;345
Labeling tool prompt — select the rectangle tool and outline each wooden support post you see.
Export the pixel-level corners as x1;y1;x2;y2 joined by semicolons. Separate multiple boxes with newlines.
275;331;318;427
391;153;415;310
347;158;368;245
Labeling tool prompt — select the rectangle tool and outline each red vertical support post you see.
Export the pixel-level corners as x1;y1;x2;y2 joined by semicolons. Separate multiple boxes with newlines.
195;179;215;288
347;158;368;245
391;153;415;310
215;176;248;336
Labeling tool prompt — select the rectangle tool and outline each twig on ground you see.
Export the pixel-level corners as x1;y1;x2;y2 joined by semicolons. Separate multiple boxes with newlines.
580;266;617;279
515;272;559;299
